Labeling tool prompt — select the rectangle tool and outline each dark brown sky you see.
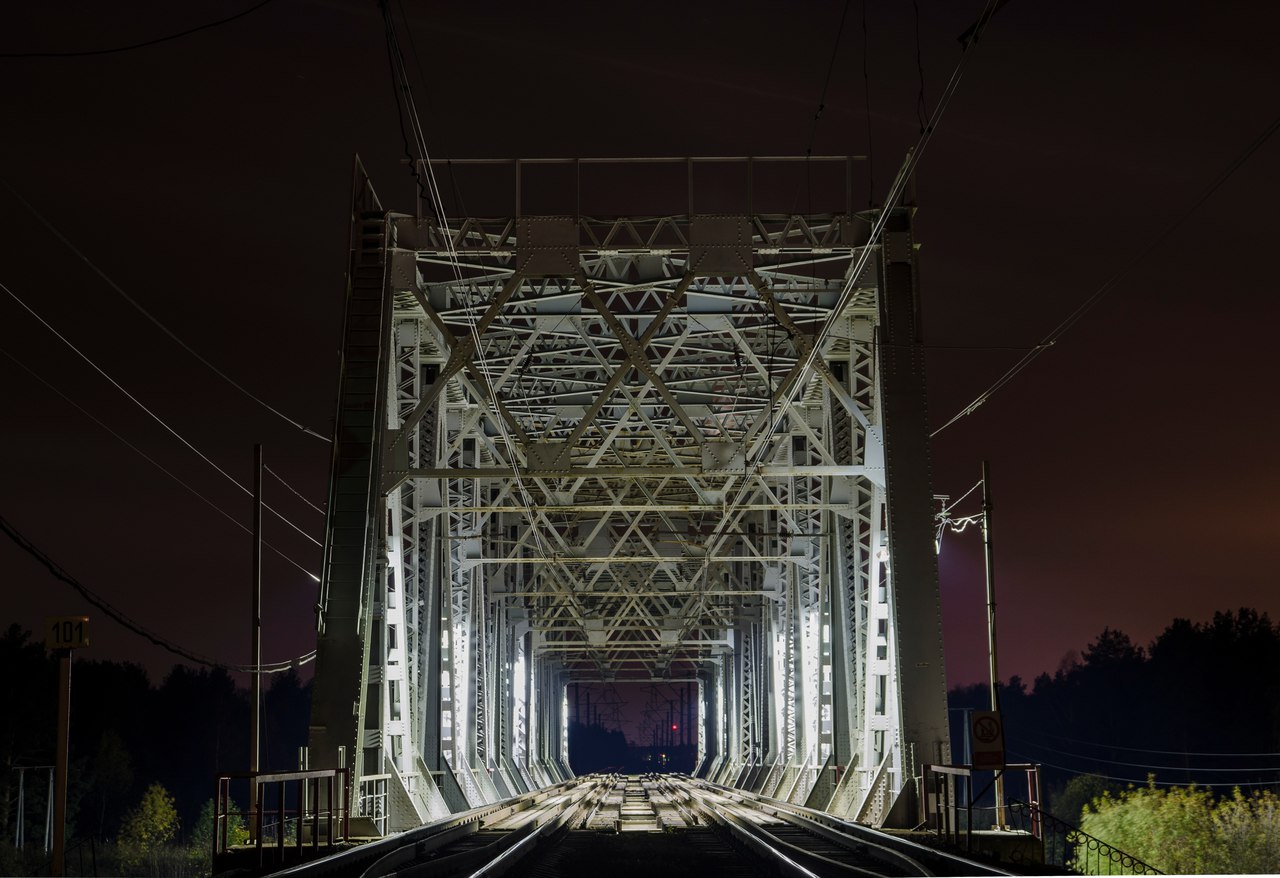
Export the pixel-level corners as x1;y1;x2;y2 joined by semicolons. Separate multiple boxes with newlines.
2;0;1276;692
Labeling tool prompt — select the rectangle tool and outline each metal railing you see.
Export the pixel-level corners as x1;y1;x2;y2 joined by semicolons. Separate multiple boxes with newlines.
213;767;351;870
357;773;389;836
1006;798;1163;876
413;155;868;220
36;835;96;877
923;762;1042;850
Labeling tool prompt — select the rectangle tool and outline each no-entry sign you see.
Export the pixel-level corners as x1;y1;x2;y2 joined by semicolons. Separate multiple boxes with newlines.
970;710;1005;770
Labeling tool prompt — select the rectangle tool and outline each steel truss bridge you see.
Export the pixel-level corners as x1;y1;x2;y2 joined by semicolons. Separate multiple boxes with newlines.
308;157;950;835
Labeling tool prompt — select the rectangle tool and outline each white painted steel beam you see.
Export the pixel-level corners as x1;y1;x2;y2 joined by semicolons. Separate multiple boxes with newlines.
309;158;947;835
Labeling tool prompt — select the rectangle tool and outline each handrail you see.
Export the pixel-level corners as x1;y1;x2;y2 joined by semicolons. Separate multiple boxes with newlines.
1006;798;1162;876
37;835;97;877
411;154;867;220
213;766;351;870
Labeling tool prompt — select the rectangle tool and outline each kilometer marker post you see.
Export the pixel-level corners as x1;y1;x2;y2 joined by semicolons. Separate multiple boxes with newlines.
46;615;89;878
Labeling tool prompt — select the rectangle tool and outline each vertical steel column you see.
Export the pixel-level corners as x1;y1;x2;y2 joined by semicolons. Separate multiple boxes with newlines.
309;202;393;799
875;207;951;825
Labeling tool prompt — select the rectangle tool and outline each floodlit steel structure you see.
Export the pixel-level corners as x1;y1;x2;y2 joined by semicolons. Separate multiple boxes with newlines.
308;157;949;832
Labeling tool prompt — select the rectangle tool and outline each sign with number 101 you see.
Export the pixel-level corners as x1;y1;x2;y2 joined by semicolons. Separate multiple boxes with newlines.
46;616;90;650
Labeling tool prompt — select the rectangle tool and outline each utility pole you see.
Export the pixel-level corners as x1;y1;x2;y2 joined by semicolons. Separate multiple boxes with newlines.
52;655;70;875
981;461;1006;828
249;445;263;836
45;615;88;877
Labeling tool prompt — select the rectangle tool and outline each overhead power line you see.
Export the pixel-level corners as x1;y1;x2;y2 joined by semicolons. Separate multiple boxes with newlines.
804;0;851;158
265;465;325;515
1;278;322;549
1028;729;1280;759
0;512;314;674
931;106;1280;438
0;345;319;582
747;0;1004;464
0;178;330;444
382;4;610;672
1006;748;1280;789
1011;736;1280;774
0;0;277;58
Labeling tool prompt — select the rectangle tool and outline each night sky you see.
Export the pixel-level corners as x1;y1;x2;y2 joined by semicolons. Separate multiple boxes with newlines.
2;0;1277;716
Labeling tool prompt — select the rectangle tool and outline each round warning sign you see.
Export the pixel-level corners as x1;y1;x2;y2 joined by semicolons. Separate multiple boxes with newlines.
973;714;1001;744
970;710;1005;769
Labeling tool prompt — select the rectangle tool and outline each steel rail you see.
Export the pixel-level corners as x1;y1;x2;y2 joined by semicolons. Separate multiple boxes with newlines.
679;776;1011;877
353;776;611;878
467;778;609;878
653;775;893;878
269;776;594;878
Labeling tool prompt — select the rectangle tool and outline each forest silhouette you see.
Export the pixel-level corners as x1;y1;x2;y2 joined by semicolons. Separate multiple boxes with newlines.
3;608;1279;874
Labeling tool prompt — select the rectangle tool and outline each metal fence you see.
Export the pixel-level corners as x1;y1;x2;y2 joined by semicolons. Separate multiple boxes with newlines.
1006;798;1163;876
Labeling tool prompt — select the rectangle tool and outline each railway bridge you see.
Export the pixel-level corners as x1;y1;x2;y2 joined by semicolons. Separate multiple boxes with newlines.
306;156;951;836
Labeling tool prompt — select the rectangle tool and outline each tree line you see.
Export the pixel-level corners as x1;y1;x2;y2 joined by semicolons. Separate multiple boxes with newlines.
0;624;308;876
6;607;1279;874
949;607;1280;872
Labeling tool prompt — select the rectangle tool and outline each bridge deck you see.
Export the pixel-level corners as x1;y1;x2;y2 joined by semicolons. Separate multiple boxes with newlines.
256;774;1012;878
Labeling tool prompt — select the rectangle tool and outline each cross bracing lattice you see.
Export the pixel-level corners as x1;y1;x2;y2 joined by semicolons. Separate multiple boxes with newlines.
308;157;949;834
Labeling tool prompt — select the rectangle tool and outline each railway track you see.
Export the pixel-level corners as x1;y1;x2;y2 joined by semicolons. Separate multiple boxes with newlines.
269;774;1009;878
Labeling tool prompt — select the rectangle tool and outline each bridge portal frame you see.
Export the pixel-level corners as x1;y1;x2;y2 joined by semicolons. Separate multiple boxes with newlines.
308;156;949;833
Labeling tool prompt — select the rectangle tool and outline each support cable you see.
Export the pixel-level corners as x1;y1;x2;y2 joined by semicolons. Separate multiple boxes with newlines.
0;0;276;58
0;345;320;582
747;0;1003;467
930;106;1280;437
1;279;322;548
0;178;331;444
0;512;315;674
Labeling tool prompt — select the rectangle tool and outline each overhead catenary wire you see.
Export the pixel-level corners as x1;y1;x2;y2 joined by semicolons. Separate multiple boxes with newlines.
947;479;983;510
911;0;929;132
1005;748;1280;789
746;0;1003;468
861;0;874;203
1011;736;1280;774
1;279;322;549
379;10;562;564
0;0;276;58
1028;729;1280;760
930;106;1280;438
0;178;330;444
381;10;535;517
264;465;325;515
382;8;645;675
804;0;852;159
0;345;320;583
0;513;314;674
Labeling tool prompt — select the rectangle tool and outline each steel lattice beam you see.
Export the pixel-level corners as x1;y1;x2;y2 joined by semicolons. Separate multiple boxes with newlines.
309;157;949;834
